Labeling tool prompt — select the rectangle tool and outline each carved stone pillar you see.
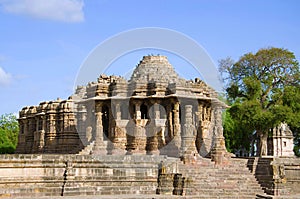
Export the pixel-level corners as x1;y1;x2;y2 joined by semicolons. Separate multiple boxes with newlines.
125;120;135;154
133;124;147;154
24;119;32;153
115;102;121;120
165;104;173;144
36;117;39;133
23;120;28;135
146;121;159;155
64;114;68;131
85;102;93;138
32;117;39;153
198;102;203;122
202;105;205;121
135;102;141;120
42;115;46;135
110;101;127;155
207;106;211;121
181;105;199;164
146;102;160;155
146;100;162;155
92;102;107;155
154;103;160;119
160;101;181;157
26;118;35;153
37;115;46;152
173;101;181;150
127;101;146;154
210;102;229;165
16;120;26;153
173;102;181;136
77;105;87;143
96;112;103;142
48;114;56;139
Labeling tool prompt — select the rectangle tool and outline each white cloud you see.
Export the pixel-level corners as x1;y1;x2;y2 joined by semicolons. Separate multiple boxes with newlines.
0;67;12;86
0;0;84;23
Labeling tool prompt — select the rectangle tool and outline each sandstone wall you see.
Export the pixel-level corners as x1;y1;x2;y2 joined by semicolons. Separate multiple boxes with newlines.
272;157;300;196
0;154;168;197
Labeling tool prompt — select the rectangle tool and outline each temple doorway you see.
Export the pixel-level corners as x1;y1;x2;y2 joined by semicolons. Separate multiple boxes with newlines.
102;105;109;139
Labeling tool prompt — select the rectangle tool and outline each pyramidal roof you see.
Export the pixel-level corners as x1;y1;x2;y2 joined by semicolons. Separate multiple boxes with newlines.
130;55;182;83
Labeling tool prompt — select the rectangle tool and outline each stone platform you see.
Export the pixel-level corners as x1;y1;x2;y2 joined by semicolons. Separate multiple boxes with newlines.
1;154;300;198
0;154;170;197
11;194;300;199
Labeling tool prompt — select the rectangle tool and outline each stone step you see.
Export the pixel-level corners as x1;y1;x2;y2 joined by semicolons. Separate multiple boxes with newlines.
174;158;266;198
0;186;63;197
63;184;158;196
9;194;273;199
78;141;95;155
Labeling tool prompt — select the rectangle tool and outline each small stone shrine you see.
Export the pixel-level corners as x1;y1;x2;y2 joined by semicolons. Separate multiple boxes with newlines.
269;123;295;157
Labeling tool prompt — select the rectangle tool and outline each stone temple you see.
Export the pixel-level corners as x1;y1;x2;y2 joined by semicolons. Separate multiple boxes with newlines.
15;55;228;163
1;55;299;198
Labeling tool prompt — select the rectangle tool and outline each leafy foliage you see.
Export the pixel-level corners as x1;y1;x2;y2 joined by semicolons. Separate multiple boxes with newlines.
223;110;252;154
282;86;300;156
0;113;19;154
219;47;300;156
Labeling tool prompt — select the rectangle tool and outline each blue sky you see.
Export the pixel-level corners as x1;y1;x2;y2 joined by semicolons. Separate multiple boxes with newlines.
0;0;299;115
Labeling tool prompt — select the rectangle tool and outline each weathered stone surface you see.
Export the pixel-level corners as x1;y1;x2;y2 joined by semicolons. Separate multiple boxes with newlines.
15;55;226;161
0;154;167;197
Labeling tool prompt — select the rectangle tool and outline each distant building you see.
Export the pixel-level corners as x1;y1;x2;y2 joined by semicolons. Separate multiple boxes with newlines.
269;123;295;157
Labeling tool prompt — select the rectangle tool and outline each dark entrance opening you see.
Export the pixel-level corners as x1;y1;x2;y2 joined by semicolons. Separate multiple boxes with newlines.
141;103;148;119
102;105;109;139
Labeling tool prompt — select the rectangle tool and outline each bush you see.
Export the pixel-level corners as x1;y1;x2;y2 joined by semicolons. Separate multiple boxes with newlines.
0;114;19;154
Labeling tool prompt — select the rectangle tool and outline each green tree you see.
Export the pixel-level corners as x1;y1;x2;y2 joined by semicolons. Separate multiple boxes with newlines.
219;47;300;156
282;86;300;156
219;93;253;154
223;109;254;155
0;113;19;154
